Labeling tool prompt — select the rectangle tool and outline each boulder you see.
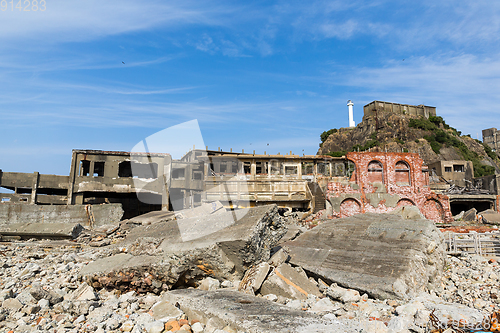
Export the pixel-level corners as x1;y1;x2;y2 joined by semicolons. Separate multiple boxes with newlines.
80;205;287;292
284;213;445;300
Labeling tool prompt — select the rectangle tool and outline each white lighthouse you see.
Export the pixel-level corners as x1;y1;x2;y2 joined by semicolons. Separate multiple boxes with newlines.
347;100;355;128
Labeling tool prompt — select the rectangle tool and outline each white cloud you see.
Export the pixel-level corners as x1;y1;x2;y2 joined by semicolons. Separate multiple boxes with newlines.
339;53;500;136
0;0;229;44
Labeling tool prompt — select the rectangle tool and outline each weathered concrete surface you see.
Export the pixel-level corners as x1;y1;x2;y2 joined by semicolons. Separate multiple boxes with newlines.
285;213;445;300
80;205;287;292
161;289;354;333
480;209;500;225
260;263;323;300
0;223;84;239
126;201;225;226
0;203;123;227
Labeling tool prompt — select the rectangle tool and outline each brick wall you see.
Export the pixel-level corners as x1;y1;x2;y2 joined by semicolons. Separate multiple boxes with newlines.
326;152;453;223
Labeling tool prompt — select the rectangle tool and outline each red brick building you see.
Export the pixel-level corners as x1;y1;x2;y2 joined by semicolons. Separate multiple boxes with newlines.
326;152;453;223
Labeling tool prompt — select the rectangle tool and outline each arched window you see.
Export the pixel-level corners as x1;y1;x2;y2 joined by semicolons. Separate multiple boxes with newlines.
367;160;383;183
395;161;410;185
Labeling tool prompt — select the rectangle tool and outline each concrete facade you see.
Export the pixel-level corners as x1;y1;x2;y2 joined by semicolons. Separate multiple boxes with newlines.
5;149;487;224
326;152;453;223
363;101;437;119
428;160;474;187
483;128;500;152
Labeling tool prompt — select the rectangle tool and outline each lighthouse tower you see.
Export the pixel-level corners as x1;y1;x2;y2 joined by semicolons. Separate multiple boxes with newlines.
347;100;355;128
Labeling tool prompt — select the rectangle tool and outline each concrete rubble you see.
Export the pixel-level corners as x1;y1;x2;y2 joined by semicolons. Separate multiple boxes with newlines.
1;203;500;332
79;204;287;292
284;212;445;300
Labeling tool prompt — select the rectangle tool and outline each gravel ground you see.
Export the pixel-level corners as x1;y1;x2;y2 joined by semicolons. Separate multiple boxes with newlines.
0;236;499;333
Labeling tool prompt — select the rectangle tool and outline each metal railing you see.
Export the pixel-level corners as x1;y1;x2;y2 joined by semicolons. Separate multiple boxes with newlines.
445;232;500;256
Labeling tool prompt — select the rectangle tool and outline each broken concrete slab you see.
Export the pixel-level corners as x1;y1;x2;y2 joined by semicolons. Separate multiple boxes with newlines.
126;210;176;225
260;263;323;301
80;205;287;293
174;201;225;219
126;201;225;226
325;285;361;303
463;208;477;221
238;262;270;294
0;203;123;228
0;223;84;239
65;283;97;302
161;289;355;333
284;213;445;300
479;209;500;225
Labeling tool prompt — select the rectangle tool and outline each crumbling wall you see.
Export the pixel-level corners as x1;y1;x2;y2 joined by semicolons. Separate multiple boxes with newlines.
326;152;452;223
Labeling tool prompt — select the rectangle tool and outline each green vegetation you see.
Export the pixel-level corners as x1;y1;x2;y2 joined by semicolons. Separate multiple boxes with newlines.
409;115;460;136
320;128;338;143
321;114;497;178
326;151;346;157
423;129;495;177
481;142;499;161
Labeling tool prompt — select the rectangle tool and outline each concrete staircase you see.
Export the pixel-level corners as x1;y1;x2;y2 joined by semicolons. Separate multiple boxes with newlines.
308;182;326;213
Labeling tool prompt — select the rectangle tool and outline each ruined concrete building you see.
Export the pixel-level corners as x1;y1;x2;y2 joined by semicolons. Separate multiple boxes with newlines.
0;149;354;218
1;148;498;223
483;128;500;152
428;160;474;188
363;101;437;120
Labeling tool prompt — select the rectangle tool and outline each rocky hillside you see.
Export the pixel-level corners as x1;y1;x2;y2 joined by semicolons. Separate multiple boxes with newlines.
318;110;500;177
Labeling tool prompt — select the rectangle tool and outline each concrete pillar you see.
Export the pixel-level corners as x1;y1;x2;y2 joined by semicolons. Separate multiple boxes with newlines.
30;172;39;205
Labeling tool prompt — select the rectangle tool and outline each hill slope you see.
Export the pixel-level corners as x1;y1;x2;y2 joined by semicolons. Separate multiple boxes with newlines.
317;110;500;177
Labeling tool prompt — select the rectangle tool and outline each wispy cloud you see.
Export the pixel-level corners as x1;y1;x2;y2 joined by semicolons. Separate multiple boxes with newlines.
336;53;500;135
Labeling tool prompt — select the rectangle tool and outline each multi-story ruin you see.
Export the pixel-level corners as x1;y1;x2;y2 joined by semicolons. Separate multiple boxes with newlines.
2;148;499;223
483;128;500;152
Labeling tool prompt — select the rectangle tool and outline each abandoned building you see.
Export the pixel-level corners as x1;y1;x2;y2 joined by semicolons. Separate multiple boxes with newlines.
363;101;437;120
428;160;474;188
483;128;500;152
1;148;499;223
0;149;354;218
326;152;453;223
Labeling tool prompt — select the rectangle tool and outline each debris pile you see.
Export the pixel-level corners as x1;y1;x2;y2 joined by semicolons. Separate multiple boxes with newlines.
0;204;499;332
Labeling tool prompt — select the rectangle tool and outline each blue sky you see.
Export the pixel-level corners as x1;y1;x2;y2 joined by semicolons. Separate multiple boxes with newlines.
1;0;500;176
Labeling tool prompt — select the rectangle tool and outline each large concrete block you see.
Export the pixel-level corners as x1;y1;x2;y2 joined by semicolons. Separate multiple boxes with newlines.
0;222;84;239
0;203;123;227
161;289;350;333
284;213;445;300
80;205;287;292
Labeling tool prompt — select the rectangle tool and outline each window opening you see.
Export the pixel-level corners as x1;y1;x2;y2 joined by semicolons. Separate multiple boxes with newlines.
256;161;268;175
80;160;91;177
172;168;185;180
93;161;105;177
395;161;410;185
367;160;383;183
